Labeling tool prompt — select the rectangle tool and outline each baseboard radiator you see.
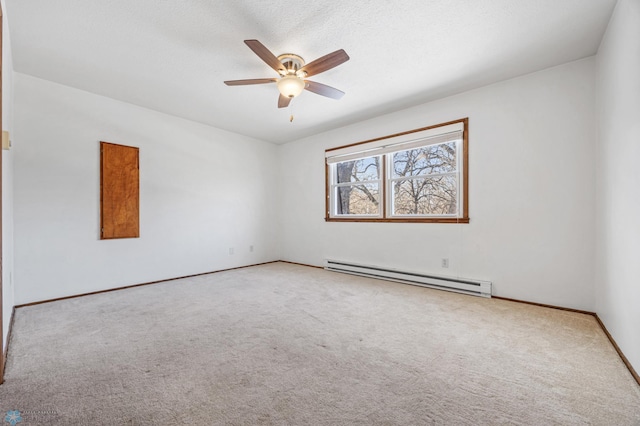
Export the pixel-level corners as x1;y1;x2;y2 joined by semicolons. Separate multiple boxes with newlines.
325;260;492;298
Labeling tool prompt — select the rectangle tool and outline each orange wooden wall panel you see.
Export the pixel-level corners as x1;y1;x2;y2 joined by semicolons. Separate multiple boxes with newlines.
100;142;139;239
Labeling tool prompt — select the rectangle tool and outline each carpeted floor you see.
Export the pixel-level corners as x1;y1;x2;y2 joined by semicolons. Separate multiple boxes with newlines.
1;262;639;425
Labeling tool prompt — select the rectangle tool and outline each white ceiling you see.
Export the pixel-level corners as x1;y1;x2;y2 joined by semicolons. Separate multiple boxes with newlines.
5;0;616;144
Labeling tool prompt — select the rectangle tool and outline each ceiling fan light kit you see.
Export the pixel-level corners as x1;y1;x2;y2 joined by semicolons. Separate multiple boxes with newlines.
224;40;349;110
277;75;305;98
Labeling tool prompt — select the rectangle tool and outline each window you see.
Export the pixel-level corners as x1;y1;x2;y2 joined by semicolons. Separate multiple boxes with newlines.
326;118;469;223
334;156;382;216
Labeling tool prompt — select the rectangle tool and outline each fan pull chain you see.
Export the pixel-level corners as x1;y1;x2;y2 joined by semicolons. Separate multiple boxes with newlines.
289;102;295;123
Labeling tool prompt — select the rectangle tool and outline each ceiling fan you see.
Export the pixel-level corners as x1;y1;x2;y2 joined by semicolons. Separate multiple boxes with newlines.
224;40;350;108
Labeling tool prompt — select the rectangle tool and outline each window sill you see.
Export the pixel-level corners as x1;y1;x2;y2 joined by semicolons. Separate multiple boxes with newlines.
325;217;470;224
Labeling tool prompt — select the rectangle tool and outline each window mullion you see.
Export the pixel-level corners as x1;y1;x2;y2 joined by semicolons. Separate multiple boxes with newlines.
333;180;381;188
382;154;388;218
388;171;458;182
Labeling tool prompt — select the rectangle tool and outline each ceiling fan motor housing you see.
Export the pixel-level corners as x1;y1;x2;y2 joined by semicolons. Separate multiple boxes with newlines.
277;54;306;77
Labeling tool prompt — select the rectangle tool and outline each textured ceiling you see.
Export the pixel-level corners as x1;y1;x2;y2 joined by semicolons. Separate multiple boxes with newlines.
5;0;616;144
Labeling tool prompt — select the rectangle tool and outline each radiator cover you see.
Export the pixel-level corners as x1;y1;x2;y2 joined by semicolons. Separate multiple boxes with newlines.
325;260;492;298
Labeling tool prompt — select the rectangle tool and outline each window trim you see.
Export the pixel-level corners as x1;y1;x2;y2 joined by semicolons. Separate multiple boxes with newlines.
325;118;469;223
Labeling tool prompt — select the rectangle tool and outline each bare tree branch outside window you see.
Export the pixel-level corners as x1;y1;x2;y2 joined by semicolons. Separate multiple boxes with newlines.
335;157;380;215
391;142;457;215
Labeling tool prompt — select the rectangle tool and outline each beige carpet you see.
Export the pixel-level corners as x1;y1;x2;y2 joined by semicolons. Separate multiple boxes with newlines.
1;262;638;425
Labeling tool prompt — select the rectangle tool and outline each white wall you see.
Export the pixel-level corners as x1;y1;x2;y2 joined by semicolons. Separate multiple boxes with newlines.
280;58;597;311
2;0;15;355
13;73;280;305
595;0;640;375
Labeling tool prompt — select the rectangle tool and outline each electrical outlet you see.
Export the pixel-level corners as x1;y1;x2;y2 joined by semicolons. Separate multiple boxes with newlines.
229;247;234;255
441;258;449;268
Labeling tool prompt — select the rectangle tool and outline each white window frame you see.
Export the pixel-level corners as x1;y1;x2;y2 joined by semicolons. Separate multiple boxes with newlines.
386;137;462;218
329;155;383;219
